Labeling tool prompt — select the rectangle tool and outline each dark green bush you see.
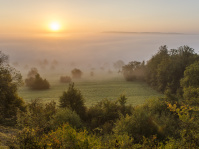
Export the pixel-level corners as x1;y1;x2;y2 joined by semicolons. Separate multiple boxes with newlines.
25;68;50;90
145;45;199;94
114;98;180;143
17;99;56;132
87;95;132;134
50;108;83;129
59;83;86;120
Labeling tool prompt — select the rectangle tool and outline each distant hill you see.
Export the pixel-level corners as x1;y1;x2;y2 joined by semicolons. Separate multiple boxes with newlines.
102;31;184;35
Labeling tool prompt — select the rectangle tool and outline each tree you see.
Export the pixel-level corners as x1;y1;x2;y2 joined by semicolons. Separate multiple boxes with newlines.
122;61;145;81
145;45;169;88
17;99;56;131
32;74;50;90
0;51;26;125
145;45;199;94
181;61;199;88
25;68;50;90
181;61;199;105
60;75;71;83
71;68;83;79
59;83;86;119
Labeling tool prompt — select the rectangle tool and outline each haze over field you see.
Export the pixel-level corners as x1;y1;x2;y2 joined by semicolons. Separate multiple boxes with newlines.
2;33;199;74
1;0;199;74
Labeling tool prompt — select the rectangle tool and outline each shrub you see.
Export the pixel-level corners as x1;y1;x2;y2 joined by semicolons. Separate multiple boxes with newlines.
87;96;132;133
17;99;56;132
122;61;145;81
31;74;50;90
114;98;180;143
42;124;103;149
16;127;44;149
71;68;83;79
25;68;50;90
59;83;86;119
50;108;82;129
60;75;71;83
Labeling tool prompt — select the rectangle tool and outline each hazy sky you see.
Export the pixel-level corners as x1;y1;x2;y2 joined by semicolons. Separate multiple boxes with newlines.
1;0;199;34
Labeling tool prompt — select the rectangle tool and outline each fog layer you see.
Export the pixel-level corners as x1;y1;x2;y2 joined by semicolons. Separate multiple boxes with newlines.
1;32;199;78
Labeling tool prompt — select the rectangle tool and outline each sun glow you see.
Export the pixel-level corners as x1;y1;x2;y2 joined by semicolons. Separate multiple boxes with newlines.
49;22;61;32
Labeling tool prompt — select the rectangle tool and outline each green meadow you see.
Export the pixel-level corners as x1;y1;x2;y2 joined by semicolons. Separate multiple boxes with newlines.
18;77;163;107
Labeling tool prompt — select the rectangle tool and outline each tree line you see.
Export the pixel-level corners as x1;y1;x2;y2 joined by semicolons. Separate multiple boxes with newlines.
123;45;199;94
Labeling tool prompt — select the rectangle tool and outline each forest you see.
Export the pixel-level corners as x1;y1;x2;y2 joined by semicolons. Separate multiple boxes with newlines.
0;45;199;148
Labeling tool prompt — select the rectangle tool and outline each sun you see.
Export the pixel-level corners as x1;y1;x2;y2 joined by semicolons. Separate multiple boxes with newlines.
49;22;60;32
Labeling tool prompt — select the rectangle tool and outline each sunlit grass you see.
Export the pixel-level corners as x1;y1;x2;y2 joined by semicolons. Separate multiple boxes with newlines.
18;77;163;107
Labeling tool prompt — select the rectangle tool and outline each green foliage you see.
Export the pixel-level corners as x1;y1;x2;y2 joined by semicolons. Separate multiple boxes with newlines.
16;127;43;149
101;134;134;148
181;87;199;106
45;123;103;149
50;108;83;129
0;51;26;126
114;98;180;143
59;83;86;119
145;45;169;88
25;68;50;90
17;99;56;132
167;102;199;147
145;45;199;94
181;61;199;88
87;96;132;134
87;99;119;132
180;61;199;105
14;123;103;149
4;45;199;148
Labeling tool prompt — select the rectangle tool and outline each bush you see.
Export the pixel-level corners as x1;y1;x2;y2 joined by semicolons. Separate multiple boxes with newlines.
60;75;71;83
87;96;132;133
59;83;86;119
41;124;103;148
50;108;82;129
71;68;83;79
122;61;145;81
16;127;43;149
25;68;50;90
114;98;180;143
17;99;56;132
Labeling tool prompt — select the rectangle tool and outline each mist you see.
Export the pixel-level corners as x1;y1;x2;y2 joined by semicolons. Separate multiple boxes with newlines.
1;32;199;80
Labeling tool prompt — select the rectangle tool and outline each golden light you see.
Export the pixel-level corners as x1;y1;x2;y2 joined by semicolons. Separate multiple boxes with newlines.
49;22;60;32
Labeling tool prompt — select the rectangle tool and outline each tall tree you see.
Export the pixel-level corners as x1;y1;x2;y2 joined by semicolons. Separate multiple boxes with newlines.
0;51;25;125
59;83;86;119
145;45;199;94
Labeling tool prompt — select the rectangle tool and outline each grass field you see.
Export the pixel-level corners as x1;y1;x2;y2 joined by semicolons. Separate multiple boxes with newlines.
18;76;163;107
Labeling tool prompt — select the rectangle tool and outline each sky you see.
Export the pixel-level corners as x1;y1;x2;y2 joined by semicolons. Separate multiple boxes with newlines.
1;0;199;34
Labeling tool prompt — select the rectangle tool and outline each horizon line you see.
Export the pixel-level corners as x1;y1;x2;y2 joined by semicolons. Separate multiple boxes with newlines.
102;31;187;35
